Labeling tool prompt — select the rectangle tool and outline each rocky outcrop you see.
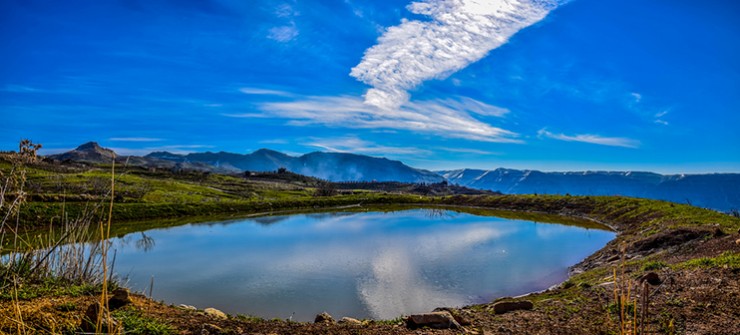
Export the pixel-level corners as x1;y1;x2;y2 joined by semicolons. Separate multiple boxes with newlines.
404;311;461;329
314;312;335;324
108;288;132;310
80;302;119;333
338;317;363;325
433;307;471;326
204;307;228;320
492;300;534;314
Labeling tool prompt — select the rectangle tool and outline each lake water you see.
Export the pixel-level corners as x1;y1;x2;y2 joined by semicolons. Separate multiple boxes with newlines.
110;208;614;321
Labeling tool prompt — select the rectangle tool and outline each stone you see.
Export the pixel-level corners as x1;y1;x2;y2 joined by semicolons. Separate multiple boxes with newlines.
200;323;223;335
108;288;132;310
639;272;662;286
204;307;228;320
712;227;726;237
179;304;197;310
338;317;363;325
492;300;534;314
433;307;471;326
80;302;120;333
735;238;740;245
314;312;335;324
404;311;461;329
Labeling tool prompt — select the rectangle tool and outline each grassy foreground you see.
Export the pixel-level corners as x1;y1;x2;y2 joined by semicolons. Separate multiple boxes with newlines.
1;149;739;334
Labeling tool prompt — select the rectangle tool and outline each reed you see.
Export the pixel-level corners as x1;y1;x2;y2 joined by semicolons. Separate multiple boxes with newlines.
609;243;656;335
1;140;120;334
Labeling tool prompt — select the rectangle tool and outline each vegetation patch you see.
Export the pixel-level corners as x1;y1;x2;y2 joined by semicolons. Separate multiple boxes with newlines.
112;308;176;335
677;251;740;270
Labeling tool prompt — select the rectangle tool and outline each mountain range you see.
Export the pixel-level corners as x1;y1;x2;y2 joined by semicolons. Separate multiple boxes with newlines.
440;168;740;212
47;142;740;211
49;142;444;183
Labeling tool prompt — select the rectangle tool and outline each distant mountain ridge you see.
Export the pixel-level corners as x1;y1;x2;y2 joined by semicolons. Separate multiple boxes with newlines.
440;168;740;211
47;142;740;211
49;142;444;183
146;148;444;183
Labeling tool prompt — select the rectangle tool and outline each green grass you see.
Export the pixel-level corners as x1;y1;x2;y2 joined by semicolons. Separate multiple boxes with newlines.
55;301;78;312
642;260;668;271
235;314;265;323
373;316;404;325
112;309;176;335
678;251;740;270
0;277;100;301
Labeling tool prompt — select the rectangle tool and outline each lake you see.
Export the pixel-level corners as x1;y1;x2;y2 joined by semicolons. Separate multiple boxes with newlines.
109;208;614;321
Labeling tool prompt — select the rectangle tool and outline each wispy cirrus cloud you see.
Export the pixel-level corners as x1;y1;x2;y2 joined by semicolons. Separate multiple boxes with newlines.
538;129;640;148
227;92;519;142
268;25;299;42
351;0;563;110
436;147;500;155
1;84;44;93
303;136;431;156
268;2;300;42
654;110;669;126
259;139;290;145
239;87;293;96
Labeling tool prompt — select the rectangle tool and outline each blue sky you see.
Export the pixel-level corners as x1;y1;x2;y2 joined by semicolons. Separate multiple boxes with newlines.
2;0;739;173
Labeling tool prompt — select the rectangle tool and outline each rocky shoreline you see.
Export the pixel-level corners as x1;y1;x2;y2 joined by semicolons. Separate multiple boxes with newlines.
2;195;739;334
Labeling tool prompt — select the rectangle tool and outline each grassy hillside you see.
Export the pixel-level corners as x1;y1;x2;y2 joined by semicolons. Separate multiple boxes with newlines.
3;154;487;230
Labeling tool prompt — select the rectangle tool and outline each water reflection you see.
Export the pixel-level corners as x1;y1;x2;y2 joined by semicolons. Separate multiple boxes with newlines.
251;216;290;225
135;232;156;252
108;209;614;321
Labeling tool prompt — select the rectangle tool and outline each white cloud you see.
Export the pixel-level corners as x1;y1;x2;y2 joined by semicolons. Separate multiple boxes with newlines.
222;112;271;118
267;25;299;42
267;3;299;43
239;87;293;96
259;139;289;145
654;110;669;125
350;0;562;110
235;94;519;142
109;137;163;142
303;136;431;156
274;3;298;18
436;147;499;155
538;129;640;148
630;92;642;103
1;84;43;93
654;119;668;126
